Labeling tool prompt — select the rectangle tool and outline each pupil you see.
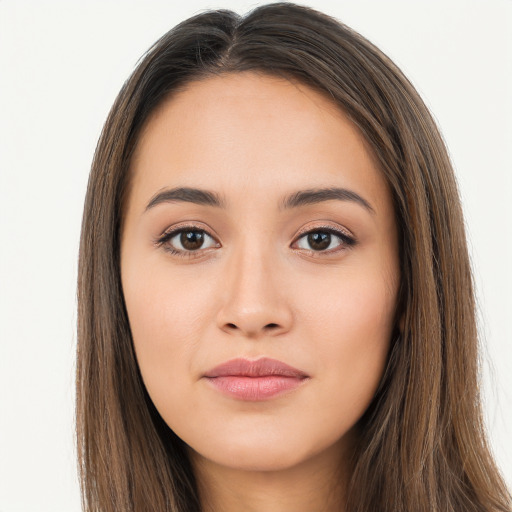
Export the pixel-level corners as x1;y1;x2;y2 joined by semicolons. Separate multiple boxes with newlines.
308;232;330;250
181;231;204;250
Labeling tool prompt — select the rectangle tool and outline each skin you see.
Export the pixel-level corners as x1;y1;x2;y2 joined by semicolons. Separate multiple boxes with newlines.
121;72;400;512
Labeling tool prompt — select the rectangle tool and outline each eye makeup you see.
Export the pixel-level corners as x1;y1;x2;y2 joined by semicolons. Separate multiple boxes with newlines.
153;222;357;260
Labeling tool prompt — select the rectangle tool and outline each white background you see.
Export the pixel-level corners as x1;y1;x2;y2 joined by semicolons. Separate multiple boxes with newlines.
0;1;510;510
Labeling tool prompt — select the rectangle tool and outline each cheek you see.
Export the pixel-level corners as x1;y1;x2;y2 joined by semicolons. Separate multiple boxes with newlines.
301;269;396;413
123;251;217;339
121;261;218;409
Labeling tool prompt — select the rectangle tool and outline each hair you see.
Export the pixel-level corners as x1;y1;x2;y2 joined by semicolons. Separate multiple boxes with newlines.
76;3;511;511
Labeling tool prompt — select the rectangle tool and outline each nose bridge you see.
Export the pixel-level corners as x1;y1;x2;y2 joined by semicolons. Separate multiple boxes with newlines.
227;231;278;308
216;230;292;338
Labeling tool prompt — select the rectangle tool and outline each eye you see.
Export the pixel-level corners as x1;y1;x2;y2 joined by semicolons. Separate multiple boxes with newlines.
293;226;356;255
155;223;356;259
156;225;219;258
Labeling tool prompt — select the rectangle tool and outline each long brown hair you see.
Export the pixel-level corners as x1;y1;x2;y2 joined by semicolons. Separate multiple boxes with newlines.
76;3;511;511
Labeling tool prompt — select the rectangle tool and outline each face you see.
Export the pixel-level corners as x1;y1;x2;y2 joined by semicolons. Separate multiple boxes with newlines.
121;72;400;474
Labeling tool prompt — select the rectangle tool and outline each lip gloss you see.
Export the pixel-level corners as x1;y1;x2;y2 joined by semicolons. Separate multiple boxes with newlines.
203;357;310;401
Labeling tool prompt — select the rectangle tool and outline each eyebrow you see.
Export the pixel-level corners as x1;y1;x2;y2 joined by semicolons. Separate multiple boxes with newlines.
145;186;375;214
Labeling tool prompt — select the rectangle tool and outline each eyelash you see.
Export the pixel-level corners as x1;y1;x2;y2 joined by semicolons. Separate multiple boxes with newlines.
154;224;356;259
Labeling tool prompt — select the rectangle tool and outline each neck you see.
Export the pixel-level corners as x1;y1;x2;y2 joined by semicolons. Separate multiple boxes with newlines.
189;439;352;512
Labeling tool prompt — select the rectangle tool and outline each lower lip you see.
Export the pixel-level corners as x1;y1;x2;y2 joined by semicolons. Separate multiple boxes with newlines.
205;376;307;401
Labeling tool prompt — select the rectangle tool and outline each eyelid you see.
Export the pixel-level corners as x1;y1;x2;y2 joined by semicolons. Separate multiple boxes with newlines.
155;221;217;242
154;222;220;252
155;221;356;258
291;223;356;256
294;222;354;240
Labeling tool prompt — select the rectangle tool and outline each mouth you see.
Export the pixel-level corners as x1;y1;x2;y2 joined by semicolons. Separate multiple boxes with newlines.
203;357;310;401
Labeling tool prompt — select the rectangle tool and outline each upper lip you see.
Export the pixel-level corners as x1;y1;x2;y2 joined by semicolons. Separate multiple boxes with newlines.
203;357;309;378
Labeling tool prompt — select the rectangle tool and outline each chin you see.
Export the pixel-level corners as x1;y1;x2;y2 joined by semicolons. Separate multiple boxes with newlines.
187;432;339;474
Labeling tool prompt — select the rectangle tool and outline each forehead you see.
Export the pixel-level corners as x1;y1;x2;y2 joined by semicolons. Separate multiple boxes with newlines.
127;72;390;216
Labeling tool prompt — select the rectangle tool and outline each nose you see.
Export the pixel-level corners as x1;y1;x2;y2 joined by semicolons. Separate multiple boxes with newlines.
216;240;293;339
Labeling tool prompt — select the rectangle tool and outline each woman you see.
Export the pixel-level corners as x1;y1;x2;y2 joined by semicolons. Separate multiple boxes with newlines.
76;3;511;511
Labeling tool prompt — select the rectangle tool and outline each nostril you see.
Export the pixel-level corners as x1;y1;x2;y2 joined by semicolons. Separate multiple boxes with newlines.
265;323;279;329
227;323;237;329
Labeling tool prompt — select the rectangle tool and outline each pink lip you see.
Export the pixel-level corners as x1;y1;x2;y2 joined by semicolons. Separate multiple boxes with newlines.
203;357;309;401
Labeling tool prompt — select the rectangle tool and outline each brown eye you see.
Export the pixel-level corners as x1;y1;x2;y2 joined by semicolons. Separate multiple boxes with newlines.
306;232;331;251
180;230;206;251
157;227;218;256
295;228;356;254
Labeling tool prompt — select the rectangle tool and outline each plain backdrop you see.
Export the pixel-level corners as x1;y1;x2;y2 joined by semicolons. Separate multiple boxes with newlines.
0;1;511;510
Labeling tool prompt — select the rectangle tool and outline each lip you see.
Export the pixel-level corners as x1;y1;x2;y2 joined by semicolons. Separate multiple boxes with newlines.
203;357;310;401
